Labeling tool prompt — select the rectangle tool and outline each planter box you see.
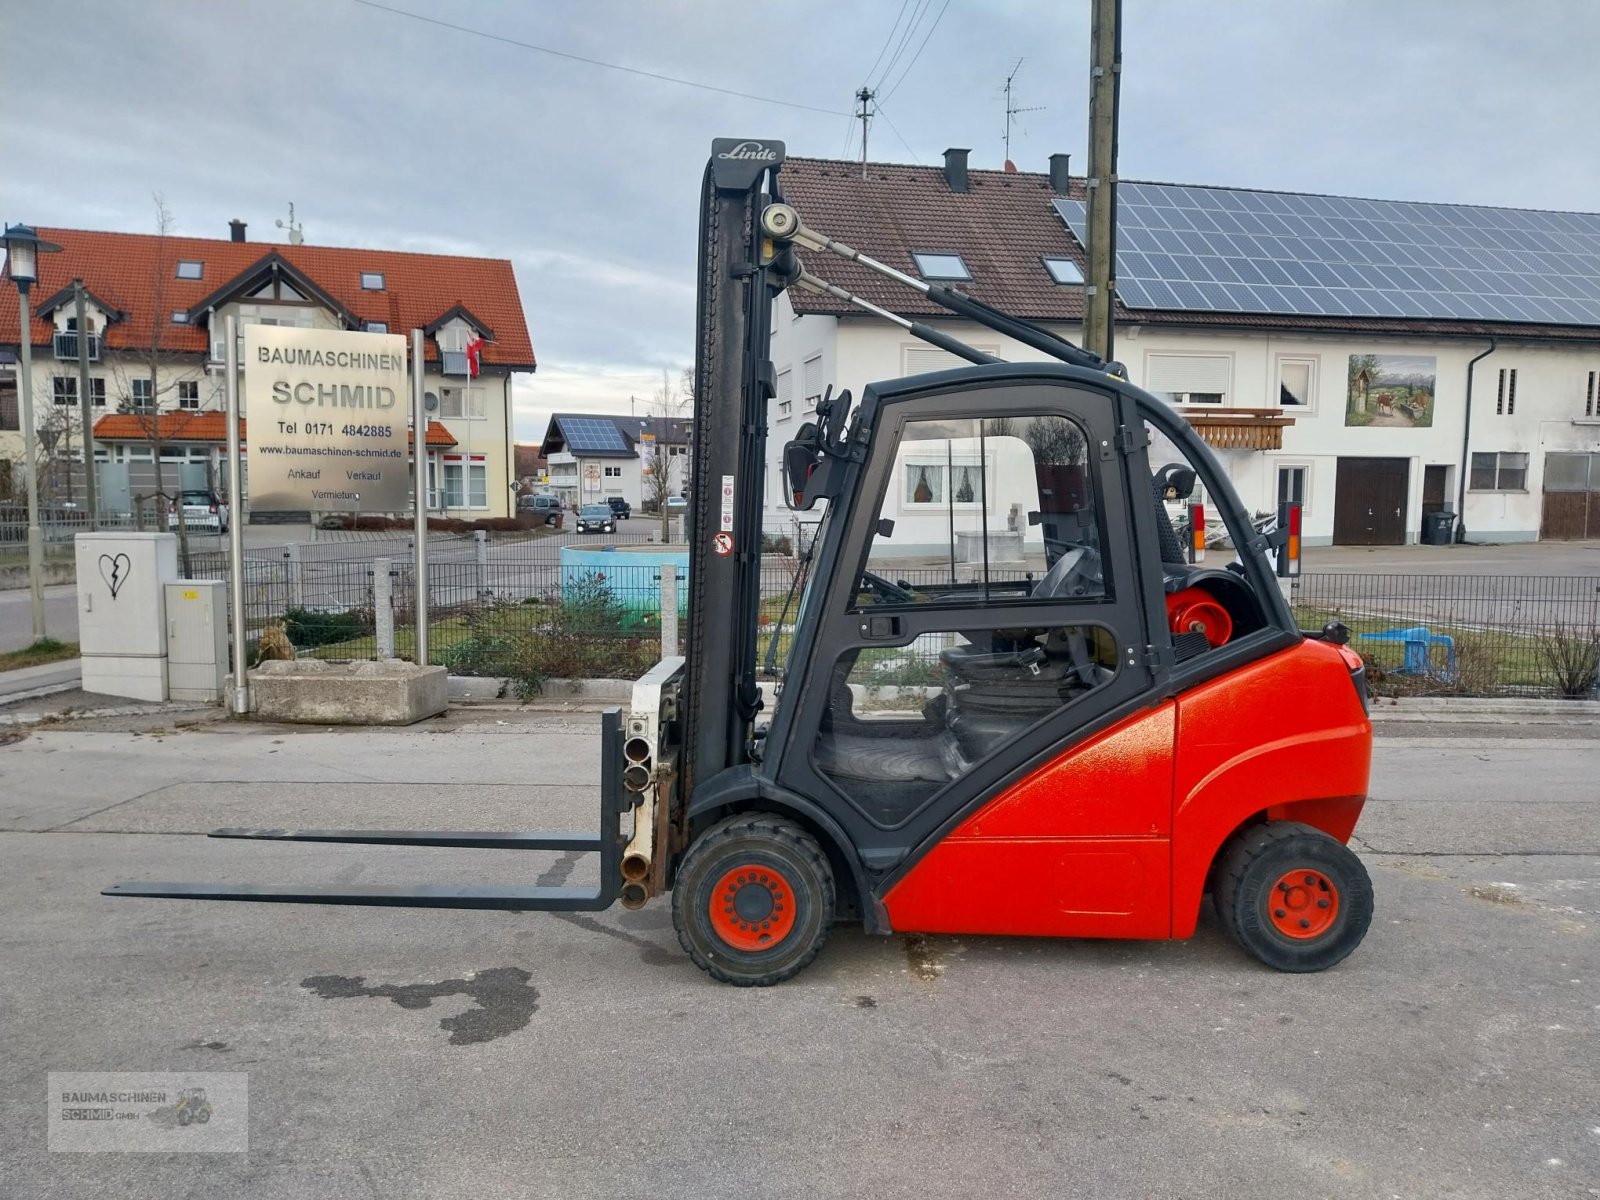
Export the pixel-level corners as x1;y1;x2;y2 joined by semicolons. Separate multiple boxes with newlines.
248;659;446;725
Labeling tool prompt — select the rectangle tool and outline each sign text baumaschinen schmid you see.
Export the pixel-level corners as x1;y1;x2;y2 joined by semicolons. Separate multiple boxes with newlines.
244;326;411;513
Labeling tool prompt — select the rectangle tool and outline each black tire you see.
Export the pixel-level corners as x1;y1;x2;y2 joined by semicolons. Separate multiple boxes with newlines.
1215;821;1373;973
672;813;835;987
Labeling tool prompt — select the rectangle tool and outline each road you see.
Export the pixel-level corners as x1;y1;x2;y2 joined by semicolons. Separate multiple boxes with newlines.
1;713;1595;1199
0;583;79;653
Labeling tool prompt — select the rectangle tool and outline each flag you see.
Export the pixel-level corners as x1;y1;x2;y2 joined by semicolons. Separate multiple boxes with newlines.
465;335;484;379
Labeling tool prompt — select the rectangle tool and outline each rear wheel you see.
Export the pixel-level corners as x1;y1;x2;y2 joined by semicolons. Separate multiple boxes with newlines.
672;814;834;986
1215;821;1372;972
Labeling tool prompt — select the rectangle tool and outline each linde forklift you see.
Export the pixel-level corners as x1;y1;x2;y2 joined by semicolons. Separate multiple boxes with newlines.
107;140;1375;987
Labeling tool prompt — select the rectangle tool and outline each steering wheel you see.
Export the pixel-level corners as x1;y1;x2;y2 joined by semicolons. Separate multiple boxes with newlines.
859;570;916;604
1031;545;1104;599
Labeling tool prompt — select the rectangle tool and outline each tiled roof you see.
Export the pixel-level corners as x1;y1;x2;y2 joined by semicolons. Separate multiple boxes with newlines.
1;228;535;368
615;415;692;444
783;157;1088;322
780;156;1600;343
91;410;457;448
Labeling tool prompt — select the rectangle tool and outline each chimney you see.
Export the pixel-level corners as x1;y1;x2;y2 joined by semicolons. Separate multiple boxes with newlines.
228;219;247;243
1049;154;1072;196
943;148;970;193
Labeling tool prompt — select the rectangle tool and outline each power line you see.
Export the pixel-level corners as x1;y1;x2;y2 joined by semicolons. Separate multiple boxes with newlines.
874;0;932;92
882;0;952;101
873;103;922;164
861;0;913;89
349;0;846;116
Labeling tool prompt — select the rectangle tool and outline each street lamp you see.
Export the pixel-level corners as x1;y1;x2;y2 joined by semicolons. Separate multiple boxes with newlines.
4;223;64;642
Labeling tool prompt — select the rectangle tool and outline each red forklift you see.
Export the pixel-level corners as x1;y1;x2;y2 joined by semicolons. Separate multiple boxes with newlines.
106;140;1374;986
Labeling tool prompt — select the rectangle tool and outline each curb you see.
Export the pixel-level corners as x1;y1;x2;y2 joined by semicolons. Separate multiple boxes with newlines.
0;700;217;728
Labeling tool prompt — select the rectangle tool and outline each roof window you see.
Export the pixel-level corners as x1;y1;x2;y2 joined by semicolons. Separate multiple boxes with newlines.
171;311;190;324
365;321;389;333
1043;257;1084;284
911;252;971;281
360;272;385;291
175;260;204;280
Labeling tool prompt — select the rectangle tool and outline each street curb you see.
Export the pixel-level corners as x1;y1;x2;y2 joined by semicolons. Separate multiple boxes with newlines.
0;700;217;728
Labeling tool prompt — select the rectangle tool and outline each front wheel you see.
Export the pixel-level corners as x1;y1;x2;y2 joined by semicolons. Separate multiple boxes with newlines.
1215;822;1373;972
672;814;835;986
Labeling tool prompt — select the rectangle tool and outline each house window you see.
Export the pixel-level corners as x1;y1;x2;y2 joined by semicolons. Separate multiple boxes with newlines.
130;378;153;408
0;384;17;431
438;386;485;419
1277;357;1316;409
911;252;971;281
604;465;622;478
1145;352;1232;405
171;310;189;324
53;377;106;406
365;321;388;334
903;459;986;506
802;355;823;409
776;367;793;422
440;456;488;508
1042;258;1084;284
360;272;385;290
1277;463;1308;509
1469;451;1528;491
178;380;200;410
1496;368;1517;416
175;260;203;280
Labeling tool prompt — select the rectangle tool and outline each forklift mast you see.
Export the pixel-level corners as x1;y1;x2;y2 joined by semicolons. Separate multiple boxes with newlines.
681;139;788;796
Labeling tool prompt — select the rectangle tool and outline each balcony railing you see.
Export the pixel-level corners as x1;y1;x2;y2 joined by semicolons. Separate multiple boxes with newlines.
1179;406;1297;451
52;331;101;362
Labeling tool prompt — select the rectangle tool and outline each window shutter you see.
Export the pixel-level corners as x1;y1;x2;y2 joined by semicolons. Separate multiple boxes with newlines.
802;356;823;401
903;345;999;376
1144;353;1232;397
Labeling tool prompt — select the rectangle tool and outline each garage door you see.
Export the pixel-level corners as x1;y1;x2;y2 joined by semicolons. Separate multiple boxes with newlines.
1540;452;1600;540
1334;457;1408;545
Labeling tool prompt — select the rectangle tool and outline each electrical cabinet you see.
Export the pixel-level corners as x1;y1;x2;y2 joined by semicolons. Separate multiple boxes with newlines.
75;532;179;702
165;581;228;702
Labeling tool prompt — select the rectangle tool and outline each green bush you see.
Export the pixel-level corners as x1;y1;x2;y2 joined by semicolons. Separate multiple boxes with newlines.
282;606;369;648
556;572;629;635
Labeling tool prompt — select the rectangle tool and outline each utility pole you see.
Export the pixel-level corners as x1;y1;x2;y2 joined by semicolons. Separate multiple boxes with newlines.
855;87;875;179
14;280;45;641
1083;0;1122;364
1002;59;1044;166
73;281;99;529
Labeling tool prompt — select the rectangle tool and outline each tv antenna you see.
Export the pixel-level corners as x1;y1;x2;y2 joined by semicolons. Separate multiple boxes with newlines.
1003;59;1045;166
275;202;304;245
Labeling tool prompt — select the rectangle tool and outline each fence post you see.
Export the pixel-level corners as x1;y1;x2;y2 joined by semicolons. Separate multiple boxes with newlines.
373;556;394;659
659;566;679;659
284;542;305;609
474;528;489;599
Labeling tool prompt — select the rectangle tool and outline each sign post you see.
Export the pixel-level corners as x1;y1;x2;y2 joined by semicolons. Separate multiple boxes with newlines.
225;315;248;714
411;329;429;668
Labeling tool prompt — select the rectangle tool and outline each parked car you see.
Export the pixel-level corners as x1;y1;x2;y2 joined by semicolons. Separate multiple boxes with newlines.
665;496;688;512
606;496;631;520
168;489;228;533
576;503;617;534
517;493;563;525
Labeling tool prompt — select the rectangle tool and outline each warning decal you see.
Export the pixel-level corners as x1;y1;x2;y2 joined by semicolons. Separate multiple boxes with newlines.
712;531;734;556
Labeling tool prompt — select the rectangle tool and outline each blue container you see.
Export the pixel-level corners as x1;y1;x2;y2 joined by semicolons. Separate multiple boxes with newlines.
559;546;689;616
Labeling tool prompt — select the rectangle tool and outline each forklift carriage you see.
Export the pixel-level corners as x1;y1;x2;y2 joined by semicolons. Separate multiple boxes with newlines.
105;140;1373;986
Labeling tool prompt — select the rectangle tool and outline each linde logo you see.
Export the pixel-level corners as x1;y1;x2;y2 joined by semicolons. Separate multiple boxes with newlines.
717;141;777;161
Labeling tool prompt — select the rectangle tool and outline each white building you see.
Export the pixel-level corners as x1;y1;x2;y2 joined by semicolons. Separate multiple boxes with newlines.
766;153;1600;547
0;221;536;519
540;413;691;511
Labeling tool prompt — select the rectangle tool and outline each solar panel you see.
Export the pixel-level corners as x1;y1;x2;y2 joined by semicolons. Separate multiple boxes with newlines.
559;416;630;454
1053;187;1600;325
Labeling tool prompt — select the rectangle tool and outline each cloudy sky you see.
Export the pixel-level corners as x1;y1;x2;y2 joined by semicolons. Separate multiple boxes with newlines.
3;0;1597;442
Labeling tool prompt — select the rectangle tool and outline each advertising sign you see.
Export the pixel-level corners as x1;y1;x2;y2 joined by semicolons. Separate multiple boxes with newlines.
244;325;410;513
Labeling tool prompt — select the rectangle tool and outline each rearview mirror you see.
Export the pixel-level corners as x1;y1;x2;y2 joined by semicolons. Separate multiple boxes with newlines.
783;436;820;510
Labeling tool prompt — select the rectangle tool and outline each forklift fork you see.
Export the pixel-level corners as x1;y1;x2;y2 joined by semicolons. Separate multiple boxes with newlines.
102;710;631;913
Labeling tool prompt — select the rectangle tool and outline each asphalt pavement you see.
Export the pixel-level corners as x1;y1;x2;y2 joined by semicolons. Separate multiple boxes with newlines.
1;711;1596;1199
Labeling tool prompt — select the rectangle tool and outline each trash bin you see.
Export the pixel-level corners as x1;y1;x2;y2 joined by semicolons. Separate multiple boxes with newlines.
1422;510;1456;545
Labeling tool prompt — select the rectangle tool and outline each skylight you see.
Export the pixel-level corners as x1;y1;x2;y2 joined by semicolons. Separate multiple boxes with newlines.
911;252;970;281
360;272;385;290
365;321;389;333
175;260;204;280
171;311;189;324
1043;258;1084;284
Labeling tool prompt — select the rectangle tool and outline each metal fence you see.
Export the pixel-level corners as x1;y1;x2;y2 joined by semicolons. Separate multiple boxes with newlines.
1;510;148;561
1292;572;1600;698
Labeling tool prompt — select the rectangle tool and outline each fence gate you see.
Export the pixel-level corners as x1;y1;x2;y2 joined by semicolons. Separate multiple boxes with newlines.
1540;452;1600;540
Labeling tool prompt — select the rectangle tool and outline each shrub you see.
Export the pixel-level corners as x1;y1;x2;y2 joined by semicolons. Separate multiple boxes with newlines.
556;572;629;635
282;606;369;648
761;533;794;556
1538;624;1600;699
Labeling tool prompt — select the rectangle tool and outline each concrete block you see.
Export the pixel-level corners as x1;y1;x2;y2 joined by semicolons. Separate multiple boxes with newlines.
248;659;447;726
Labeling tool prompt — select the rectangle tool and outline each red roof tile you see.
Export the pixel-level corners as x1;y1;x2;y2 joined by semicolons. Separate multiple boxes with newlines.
91;410;456;448
1;228;534;368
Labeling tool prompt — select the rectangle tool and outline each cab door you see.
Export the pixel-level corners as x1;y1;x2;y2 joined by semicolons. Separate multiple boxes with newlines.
767;371;1175;938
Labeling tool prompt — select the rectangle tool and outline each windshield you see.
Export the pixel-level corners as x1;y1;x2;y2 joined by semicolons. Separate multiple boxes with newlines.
180;491;213;503
581;505;611;517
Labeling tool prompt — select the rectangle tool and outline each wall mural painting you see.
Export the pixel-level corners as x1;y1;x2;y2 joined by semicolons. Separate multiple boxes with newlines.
1346;354;1436;428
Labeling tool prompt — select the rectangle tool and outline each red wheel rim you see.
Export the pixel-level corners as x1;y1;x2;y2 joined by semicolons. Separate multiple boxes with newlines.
708;863;796;952
1267;869;1339;939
